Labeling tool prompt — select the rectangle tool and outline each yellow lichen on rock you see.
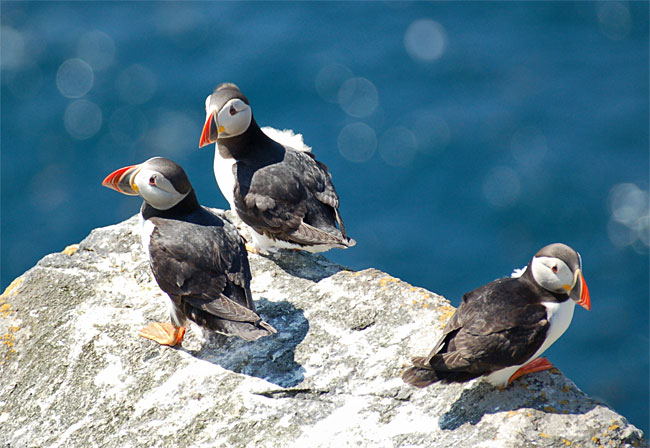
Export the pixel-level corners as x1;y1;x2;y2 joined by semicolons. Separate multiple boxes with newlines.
0;303;12;319
62;244;79;255
1;325;19;361
1;326;18;348
0;277;23;319
378;276;398;288
1;276;23;299
436;304;456;323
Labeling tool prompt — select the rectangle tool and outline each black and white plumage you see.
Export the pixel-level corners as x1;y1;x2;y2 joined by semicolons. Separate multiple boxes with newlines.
102;157;276;345
199;83;355;253
402;243;590;388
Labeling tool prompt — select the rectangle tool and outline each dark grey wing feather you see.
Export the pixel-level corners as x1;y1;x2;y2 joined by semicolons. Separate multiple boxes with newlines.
418;278;550;378
147;213;259;323
183;294;264;323
287;222;353;247
148;219;229;300
234;148;353;246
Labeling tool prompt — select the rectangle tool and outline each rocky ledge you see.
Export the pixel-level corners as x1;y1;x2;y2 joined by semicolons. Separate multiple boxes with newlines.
0;213;645;448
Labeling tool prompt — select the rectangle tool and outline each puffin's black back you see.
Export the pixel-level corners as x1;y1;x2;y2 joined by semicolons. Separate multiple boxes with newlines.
402;273;556;387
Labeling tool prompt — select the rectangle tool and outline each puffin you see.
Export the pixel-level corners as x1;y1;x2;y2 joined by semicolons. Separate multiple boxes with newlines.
198;82;355;253
402;243;591;388
102;157;276;345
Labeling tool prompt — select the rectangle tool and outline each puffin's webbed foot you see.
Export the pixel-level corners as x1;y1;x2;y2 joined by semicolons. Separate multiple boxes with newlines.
139;322;186;346
507;357;554;385
244;242;262;254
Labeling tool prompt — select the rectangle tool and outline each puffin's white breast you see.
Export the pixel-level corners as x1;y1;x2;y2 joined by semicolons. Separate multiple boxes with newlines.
485;299;576;387
213;149;237;211
247;227;334;254
139;215;156;255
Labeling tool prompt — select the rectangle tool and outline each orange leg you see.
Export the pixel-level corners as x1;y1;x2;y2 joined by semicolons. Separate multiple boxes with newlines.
244;242;261;254
508;357;554;385
139;322;186;346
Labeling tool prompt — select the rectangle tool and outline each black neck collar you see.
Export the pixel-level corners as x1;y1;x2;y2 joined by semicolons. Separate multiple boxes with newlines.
217;117;275;160
141;189;201;220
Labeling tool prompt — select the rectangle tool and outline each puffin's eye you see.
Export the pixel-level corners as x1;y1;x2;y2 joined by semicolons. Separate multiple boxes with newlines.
229;105;237;116
149;175;157;186
551;265;558;274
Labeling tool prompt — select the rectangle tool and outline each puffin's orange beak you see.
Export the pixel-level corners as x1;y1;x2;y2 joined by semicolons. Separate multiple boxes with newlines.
570;269;590;311
199;112;218;148
102;165;139;195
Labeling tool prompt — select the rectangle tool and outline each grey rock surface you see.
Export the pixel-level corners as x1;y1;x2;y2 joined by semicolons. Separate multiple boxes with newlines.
0;213;645;448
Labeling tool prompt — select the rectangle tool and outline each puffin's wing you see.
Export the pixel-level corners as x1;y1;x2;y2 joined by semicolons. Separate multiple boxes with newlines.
147;216;255;315
421;279;550;374
285;221;352;246
213;212;255;309
305;157;340;210
234;150;350;244
183;294;263;323
147;218;228;298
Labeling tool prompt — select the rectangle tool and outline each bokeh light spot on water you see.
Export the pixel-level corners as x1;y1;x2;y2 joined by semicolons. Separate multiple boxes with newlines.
6;64;43;99
337;122;377;163
115;64;157;105
64;100;102;140
77;30;115;71
109;106;148;146
144;109;195;156
482;166;521;208
0;26;25;69
597;1;631;41
337;77;379;118
378;126;418;167
607;183;649;249
511;126;547;168
609;183;648;226
637;216;650;246
607;219;637;248
404;19;447;62
155;4;208;49
412;114;450;155
28;164;68;212
56;58;94;98
315;63;354;103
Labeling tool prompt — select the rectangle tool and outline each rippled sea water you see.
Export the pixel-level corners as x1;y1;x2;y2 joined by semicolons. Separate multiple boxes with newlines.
2;2;648;432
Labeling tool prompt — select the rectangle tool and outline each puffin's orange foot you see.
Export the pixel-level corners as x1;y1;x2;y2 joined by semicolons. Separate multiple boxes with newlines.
139;322;186;346
244;242;261;254
508;357;554;384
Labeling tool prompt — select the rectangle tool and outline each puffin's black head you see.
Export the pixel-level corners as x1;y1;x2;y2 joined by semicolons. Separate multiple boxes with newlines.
529;243;591;310
102;157;194;211
199;82;254;147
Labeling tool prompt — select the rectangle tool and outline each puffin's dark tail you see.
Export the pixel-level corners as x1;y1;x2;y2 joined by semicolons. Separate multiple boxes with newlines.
217;319;277;341
402;357;440;388
182;303;277;342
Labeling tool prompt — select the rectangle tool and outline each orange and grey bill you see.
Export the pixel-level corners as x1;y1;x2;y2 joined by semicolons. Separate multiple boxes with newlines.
102;165;139;195
199;113;218;148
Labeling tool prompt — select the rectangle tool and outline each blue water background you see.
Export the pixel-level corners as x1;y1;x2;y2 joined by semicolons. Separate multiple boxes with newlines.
2;2;648;433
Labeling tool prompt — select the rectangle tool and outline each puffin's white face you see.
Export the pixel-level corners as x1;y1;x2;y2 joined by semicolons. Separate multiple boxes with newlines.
206;97;252;138
530;256;576;295
132;168;188;210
